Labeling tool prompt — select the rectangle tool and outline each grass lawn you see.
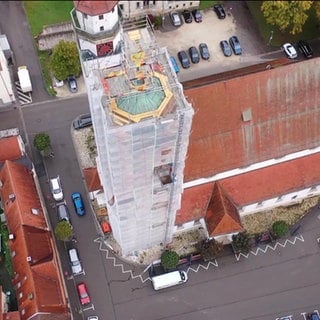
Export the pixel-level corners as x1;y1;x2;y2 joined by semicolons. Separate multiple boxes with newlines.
247;1;319;47
23;1;73;36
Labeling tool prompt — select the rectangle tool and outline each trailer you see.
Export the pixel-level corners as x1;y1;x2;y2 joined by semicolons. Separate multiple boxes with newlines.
17;66;32;93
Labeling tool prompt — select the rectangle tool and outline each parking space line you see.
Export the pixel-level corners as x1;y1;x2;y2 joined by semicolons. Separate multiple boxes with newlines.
235;235;304;261
82;304;94;312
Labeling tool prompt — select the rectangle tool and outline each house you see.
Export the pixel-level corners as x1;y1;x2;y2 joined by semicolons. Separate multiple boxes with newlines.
0;131;70;319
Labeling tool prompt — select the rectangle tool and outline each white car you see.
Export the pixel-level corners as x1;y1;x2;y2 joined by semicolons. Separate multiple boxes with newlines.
87;317;98;320
282;43;297;59
49;176;63;201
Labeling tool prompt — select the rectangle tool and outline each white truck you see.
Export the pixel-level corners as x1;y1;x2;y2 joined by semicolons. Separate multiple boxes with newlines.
17;66;32;93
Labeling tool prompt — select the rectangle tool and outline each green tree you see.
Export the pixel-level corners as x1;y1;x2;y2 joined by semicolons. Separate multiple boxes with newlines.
232;231;252;254
54;220;73;241
314;1;320;20
161;250;179;270
261;1;313;35
50;40;81;80
33;133;51;151
197;238;223;261
272;220;289;237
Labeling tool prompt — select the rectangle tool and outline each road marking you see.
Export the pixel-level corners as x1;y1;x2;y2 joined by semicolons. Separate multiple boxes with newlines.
95;237;219;284
235;235;304;261
15;81;32;104
82;304;94;312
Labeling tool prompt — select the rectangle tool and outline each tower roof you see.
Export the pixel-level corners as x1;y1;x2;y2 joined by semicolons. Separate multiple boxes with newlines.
73;0;118;16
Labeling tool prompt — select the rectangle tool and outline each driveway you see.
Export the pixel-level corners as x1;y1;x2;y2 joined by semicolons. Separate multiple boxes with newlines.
154;2;273;82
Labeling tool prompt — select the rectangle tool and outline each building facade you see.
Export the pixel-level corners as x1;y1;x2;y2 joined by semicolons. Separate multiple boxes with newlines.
72;1;193;254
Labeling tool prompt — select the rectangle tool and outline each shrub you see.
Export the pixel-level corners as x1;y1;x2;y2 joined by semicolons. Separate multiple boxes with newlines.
272;220;289;237
232;231;252;254
161;250;179;270
196;238;224;261
54;220;73;241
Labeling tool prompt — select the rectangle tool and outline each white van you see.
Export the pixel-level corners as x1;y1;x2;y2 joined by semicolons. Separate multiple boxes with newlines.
68;248;82;274
151;270;188;291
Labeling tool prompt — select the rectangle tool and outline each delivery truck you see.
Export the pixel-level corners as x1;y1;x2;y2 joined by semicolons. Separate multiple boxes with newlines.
17;66;32;93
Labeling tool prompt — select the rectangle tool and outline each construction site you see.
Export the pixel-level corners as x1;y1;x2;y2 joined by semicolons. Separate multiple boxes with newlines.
79;20;194;255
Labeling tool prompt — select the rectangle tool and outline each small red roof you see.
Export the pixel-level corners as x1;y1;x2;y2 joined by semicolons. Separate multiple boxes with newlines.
0;136;22;162
83;167;102;192
205;183;243;236
73;1;118;15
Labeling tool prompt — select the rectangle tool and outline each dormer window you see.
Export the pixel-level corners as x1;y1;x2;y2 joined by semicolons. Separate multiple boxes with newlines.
99;14;103;20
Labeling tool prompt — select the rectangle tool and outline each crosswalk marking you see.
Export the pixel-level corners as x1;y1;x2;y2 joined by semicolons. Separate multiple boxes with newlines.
15;81;32;105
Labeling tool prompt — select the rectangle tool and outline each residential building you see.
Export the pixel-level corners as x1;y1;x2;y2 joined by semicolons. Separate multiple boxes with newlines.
0;130;70;320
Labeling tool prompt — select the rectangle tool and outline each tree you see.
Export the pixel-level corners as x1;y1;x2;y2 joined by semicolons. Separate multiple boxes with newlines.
314;1;320;20
196;238;223;261
33;133;51;151
261;1;313;35
272;220;289;238
161;250;179;270
54;220;73;241
50;40;81;80
232;231;253;254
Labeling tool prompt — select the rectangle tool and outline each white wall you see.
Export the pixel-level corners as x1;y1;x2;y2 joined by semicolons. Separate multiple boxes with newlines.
0;47;15;106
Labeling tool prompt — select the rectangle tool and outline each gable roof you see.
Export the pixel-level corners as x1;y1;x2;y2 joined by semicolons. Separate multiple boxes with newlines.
0;161;69;319
0;136;23;163
205;183;243;236
83;167;102;192
73;0;118;15
184;57;320;182
219;151;320;206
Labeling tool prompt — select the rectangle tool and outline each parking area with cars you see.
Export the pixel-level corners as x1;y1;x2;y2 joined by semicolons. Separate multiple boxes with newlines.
155;3;271;82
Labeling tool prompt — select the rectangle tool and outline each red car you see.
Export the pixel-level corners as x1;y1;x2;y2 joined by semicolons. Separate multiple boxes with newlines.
77;283;91;305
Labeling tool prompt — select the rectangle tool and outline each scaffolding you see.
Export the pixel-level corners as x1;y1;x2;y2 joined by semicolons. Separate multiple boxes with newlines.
83;21;194;255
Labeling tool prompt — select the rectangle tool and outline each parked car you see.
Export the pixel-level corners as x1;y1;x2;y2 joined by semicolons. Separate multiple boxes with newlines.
57;203;70;222
188;46;200;64
87;317;99;320
229;36;242;55
177;51;190;69
50;176;63;201
77;283;91;305
68;248;82;274
297;40;313;58
67;75;78;93
213;4;226;19
52;77;64;88
199;43;210;60
220;40;232;57
307;313;320;320
192;9;202;22
169;56;180;73
282;43;297;59
73;114;92;130
170;12;181;26
71;192;85;216
182;10;192;23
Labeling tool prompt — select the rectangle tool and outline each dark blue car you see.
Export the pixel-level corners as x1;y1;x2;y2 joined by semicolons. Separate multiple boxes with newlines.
71;192;85;216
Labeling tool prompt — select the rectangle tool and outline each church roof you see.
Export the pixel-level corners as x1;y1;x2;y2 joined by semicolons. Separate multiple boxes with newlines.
73;0;118;16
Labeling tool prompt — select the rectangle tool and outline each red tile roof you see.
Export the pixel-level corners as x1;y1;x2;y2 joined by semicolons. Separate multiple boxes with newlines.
219;152;320;206
0;161;69;320
184;58;320;181
205;183;243;236
0;137;22;163
73;1;118;15
83;167;102;192
176;182;213;225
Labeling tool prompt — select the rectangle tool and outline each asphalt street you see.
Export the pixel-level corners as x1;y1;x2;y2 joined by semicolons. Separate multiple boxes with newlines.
1;1;320;320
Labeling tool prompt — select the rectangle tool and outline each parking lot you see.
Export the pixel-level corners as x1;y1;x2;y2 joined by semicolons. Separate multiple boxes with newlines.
154;2;272;82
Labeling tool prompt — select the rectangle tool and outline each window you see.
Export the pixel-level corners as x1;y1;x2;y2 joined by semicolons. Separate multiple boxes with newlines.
100;26;104;31
99;14;103;20
119;4;124;10
292;195;298;199
31;208;39;215
136;2;140;8
83;13;87;19
11;251;16;258
19;292;23;299
17;282;21;288
21;309;25;315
